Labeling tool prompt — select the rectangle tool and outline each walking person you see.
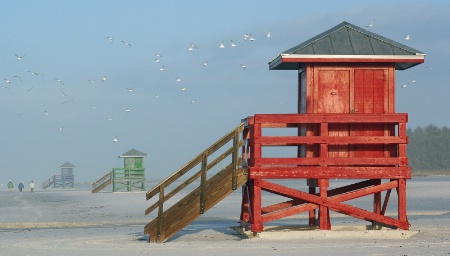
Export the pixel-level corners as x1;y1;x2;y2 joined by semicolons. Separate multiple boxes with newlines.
29;180;35;193
7;180;14;192
18;181;25;194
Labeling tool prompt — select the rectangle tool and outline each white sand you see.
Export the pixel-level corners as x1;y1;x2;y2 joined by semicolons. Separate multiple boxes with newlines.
1;177;450;255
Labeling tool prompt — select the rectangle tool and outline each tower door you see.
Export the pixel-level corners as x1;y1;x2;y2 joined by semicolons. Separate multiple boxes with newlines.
352;69;388;157
316;68;351;157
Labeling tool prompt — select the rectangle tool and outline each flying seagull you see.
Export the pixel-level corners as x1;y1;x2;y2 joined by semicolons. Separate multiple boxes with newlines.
12;75;22;81
121;40;132;46
365;20;375;28
187;43;198;51
54;78;64;85
15;54;25;60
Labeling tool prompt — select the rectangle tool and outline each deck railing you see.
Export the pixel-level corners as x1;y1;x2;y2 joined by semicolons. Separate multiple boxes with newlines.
243;113;410;179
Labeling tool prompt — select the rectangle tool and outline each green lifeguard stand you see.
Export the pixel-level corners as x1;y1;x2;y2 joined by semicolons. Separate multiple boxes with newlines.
112;149;148;192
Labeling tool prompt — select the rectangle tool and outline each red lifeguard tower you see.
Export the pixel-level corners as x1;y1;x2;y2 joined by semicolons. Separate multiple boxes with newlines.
144;21;425;243
239;21;425;232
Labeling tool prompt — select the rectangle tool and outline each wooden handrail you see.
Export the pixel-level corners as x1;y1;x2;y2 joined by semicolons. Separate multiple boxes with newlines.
42;175;55;189
91;171;112;190
145;122;245;201
145;122;245;218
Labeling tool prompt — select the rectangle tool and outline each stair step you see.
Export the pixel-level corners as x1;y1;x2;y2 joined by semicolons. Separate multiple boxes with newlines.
145;166;247;243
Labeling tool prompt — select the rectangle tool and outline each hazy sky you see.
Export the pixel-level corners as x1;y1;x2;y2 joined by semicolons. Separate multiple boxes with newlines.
1;1;449;184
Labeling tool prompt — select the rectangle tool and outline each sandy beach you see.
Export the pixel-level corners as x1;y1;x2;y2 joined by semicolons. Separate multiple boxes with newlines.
1;177;449;256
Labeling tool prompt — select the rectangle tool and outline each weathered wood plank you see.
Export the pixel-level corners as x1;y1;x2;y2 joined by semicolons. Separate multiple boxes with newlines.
255;136;406;145
249;166;411;179
145;165;248;243
253;113;407;124
255;157;408;166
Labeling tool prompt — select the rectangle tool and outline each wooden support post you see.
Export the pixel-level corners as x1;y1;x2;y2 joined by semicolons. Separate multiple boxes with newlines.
200;153;208;214
373;179;382;227
232;129;239;190
251;180;263;233
240;184;251;225
308;186;316;226
318;178;330;230
398;178;408;229
156;185;164;243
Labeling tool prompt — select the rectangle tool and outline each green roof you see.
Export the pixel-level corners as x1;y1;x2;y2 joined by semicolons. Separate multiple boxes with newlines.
269;21;425;70
119;149;148;158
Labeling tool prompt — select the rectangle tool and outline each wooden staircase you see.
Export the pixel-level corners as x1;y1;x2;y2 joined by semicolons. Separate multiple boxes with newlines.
91;171;113;193
42;175;55;190
144;123;248;243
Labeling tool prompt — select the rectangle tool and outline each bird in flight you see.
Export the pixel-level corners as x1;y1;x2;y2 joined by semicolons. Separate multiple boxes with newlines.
101;76;107;82
176;77;181;82
365;20;375;28
240;64;247;70
230;40;237;47
404;34;411;40
12;75;22;81
187;43;198;51
112;136;119;143
121;40;132;46
28;71;42;76
265;31;271;38
219;41;225;48
54;78;64;85
15;54;25;60
107;36;113;43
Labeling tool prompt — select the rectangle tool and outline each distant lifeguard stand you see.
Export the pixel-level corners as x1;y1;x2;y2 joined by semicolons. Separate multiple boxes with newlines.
112;149;148;192
42;162;75;189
